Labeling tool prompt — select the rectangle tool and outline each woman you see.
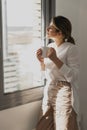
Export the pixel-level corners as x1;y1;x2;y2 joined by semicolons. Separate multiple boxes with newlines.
36;16;80;130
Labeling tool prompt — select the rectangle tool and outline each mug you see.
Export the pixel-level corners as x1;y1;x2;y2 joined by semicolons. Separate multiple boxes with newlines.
41;46;49;58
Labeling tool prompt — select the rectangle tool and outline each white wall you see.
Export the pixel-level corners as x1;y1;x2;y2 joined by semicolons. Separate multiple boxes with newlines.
56;0;80;42
78;1;87;130
0;1;87;130
0;101;42;130
56;0;87;130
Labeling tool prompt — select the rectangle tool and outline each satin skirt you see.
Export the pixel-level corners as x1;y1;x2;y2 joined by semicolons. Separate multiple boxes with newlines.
42;81;79;130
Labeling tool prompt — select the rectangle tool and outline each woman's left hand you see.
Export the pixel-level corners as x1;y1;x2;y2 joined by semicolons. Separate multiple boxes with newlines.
47;47;57;61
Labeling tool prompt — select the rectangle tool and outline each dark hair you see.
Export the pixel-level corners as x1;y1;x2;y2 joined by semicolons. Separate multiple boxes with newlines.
52;16;75;44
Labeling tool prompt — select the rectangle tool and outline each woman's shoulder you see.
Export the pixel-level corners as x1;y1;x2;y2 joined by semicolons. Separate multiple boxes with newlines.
66;42;79;55
47;42;55;47
47;42;78;50
64;42;78;49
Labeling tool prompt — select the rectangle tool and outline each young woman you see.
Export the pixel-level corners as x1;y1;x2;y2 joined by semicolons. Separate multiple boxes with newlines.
36;16;80;130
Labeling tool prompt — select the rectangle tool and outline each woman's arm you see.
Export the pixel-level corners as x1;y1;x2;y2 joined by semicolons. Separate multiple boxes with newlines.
47;47;63;69
47;46;79;83
59;45;80;82
36;48;45;71
40;62;45;71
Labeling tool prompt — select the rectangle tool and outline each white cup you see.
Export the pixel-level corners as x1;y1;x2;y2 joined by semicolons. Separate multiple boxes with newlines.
41;46;49;58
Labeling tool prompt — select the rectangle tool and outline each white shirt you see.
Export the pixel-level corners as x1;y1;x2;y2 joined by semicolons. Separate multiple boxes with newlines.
44;42;80;119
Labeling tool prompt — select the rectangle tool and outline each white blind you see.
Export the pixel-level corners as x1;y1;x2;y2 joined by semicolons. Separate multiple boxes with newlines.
33;0;41;38
4;55;19;93
3;0;42;93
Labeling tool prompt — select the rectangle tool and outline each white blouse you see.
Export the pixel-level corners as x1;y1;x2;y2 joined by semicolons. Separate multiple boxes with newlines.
43;42;80;120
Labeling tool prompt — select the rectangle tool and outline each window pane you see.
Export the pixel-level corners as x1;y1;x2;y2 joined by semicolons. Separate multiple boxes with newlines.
2;0;44;93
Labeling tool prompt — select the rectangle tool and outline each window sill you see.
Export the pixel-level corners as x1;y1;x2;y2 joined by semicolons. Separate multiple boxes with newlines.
0;86;44;111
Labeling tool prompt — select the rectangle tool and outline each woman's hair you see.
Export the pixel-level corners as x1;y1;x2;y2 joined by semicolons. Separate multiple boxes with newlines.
52;16;75;44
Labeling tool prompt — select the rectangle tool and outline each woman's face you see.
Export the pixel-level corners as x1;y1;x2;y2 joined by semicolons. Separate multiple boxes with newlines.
46;22;64;43
46;22;58;38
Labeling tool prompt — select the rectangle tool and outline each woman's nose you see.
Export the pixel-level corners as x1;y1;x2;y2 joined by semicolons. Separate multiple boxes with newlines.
47;27;50;32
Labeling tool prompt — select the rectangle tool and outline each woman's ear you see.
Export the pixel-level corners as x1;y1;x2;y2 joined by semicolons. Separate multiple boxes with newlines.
58;31;62;35
56;31;62;36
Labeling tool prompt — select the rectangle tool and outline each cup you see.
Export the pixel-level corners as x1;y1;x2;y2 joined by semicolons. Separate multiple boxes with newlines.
41;46;49;58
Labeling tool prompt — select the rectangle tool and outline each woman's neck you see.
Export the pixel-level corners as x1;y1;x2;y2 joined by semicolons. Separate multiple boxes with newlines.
54;38;64;47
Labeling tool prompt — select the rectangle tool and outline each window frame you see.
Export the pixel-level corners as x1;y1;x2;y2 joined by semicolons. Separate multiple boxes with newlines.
0;0;55;110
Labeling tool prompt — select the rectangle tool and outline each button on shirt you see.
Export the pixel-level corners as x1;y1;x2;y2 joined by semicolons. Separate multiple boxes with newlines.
44;42;80;119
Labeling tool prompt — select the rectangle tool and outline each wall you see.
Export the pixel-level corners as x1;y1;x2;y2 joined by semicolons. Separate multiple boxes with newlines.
56;0;87;130
56;0;80;42
0;101;42;130
0;0;87;130
78;0;87;130
0;1;44;130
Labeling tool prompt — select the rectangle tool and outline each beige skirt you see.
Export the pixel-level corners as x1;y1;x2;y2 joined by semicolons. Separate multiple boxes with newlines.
42;81;79;130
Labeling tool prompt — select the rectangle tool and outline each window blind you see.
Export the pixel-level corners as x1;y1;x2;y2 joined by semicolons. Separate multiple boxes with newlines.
3;0;42;93
33;0;41;39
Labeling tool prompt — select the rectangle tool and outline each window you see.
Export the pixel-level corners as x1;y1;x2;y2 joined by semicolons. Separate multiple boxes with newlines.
0;0;55;110
3;0;43;93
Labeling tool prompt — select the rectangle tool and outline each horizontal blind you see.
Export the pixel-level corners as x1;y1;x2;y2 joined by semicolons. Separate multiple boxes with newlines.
33;0;41;39
3;0;42;93
4;55;19;93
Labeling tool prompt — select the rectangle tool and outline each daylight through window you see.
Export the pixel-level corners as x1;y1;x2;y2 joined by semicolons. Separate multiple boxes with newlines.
2;0;44;93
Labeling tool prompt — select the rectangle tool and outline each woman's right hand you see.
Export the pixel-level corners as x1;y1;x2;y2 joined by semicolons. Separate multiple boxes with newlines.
36;48;44;63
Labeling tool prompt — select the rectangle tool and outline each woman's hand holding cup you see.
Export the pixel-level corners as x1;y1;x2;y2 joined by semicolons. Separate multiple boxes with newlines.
36;48;44;63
